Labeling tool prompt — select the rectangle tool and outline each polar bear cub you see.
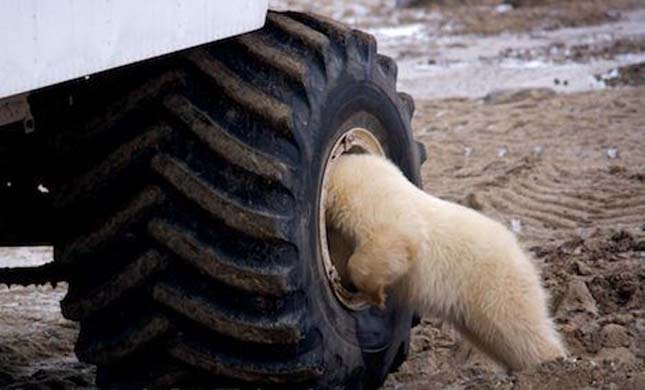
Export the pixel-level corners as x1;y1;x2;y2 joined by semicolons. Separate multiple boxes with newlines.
324;154;565;370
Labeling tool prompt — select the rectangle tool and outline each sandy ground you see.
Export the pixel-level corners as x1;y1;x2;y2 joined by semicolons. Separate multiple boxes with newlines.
1;1;644;388
384;86;645;389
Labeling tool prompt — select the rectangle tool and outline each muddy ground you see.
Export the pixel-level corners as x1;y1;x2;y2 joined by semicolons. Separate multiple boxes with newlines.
1;0;644;389
385;86;645;389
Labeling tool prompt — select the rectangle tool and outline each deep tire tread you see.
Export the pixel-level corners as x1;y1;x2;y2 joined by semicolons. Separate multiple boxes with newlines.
55;10;418;389
76;313;172;365
377;54;398;85
162;93;294;185
398;92;415;119
152;282;304;344
55;123;173;209
266;13;331;70
186;49;296;140
150;153;290;240
62;250;170;321
147;219;292;296
58;186;166;265
169;338;322;384
236;33;308;88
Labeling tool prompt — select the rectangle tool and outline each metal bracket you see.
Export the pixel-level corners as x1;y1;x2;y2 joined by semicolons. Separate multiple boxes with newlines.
0;93;34;133
0;262;68;288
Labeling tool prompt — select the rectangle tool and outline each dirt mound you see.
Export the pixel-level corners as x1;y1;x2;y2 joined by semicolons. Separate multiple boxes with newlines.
599;62;645;87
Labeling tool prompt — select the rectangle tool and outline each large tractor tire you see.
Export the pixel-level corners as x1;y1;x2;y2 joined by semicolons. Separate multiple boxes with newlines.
50;11;424;389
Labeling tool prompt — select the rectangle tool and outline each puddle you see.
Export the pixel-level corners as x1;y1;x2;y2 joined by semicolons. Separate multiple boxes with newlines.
371;8;645;99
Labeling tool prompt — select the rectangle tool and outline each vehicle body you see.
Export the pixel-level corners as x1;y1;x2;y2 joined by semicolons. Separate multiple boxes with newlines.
0;0;268;99
1;0;270;245
0;1;425;388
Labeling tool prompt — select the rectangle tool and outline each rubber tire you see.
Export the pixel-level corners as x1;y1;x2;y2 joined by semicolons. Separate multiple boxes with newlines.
51;11;424;389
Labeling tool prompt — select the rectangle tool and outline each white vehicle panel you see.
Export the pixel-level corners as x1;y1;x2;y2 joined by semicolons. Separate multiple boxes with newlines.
0;0;269;99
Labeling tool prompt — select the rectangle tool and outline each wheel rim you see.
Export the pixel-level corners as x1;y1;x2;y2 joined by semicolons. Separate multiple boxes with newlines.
319;127;385;311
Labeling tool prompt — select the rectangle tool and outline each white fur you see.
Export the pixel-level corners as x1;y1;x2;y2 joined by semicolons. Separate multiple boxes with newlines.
325;154;566;370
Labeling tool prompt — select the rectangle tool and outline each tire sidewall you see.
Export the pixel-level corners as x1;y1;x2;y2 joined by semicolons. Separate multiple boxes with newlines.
299;78;421;386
